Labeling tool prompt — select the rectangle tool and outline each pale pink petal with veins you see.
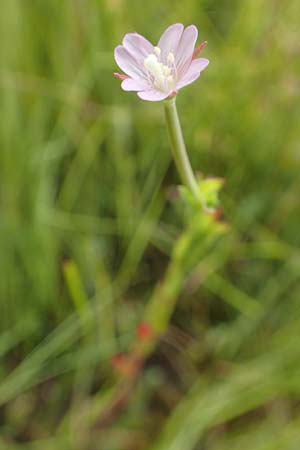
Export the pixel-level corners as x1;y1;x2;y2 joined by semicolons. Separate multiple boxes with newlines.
114;46;147;80
137;90;170;101
157;23;184;63
121;78;150;91
175;25;198;77
177;58;209;89
122;33;154;64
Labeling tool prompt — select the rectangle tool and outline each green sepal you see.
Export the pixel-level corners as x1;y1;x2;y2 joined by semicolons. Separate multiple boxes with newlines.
179;176;225;213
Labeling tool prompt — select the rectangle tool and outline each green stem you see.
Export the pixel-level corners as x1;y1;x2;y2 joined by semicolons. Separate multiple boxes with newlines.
163;97;199;200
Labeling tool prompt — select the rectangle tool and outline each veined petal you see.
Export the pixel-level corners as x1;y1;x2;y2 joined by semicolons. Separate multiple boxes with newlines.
123;33;153;64
137;89;170;102
114;45;146;80
121;78;149;92
177;58;209;89
158;23;184;63
175;25;198;77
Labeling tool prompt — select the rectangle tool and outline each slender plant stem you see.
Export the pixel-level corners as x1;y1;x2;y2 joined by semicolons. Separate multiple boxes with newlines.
164;97;200;200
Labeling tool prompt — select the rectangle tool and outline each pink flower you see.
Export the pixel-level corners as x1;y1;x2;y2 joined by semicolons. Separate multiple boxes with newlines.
114;23;209;101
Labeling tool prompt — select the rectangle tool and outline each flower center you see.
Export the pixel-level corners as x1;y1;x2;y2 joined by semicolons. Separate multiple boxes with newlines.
144;47;176;93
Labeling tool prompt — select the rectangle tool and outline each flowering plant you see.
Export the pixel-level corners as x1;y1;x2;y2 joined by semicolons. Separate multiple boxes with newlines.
104;24;227;427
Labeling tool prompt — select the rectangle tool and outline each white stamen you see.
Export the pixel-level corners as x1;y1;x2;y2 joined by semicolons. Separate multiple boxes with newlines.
144;53;176;93
162;66;171;77
144;54;165;89
154;46;161;57
167;52;175;64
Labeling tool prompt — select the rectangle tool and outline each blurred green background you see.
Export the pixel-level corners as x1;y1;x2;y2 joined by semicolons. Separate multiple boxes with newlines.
1;0;300;449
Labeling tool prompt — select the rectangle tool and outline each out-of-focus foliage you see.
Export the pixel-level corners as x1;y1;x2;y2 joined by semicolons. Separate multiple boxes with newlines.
0;0;300;449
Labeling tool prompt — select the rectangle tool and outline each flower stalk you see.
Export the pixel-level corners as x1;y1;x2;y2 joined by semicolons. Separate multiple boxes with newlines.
163;97;201;204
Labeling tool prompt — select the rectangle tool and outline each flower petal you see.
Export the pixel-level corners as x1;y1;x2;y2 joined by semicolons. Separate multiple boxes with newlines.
177;58;209;89
175;25;198;77
157;23;184;63
137;89;170;102
114;45;146;80
121;78;149;92
122;33;153;64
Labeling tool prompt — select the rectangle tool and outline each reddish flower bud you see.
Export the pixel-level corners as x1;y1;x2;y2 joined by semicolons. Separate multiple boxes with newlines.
111;353;141;377
212;208;223;221
136;322;154;341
